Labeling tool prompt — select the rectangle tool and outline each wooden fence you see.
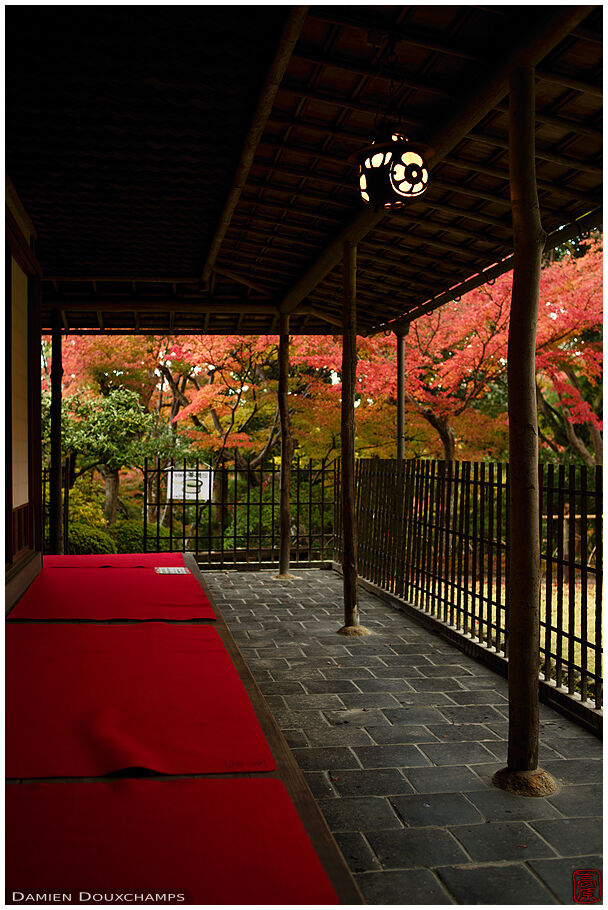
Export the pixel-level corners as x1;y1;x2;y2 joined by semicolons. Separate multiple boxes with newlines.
143;456;337;568
335;459;602;709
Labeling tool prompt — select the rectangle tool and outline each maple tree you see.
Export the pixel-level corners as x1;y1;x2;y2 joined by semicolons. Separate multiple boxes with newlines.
45;234;602;497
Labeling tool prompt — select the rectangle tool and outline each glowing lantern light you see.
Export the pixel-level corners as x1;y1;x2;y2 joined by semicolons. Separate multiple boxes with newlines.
356;132;429;209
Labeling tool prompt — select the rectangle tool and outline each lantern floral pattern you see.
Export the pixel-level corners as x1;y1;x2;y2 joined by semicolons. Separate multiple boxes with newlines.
390;150;429;198
357;134;429;207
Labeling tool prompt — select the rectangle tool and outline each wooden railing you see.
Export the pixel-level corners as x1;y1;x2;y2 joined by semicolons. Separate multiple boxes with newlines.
335;459;602;710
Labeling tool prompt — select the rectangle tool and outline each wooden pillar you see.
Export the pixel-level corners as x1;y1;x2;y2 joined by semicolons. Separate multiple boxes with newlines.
49;308;63;554
338;242;370;636
277;313;293;577
493;66;556;796
395;326;409;461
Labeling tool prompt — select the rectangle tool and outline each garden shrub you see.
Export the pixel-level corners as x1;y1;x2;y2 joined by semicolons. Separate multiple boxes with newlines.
110;518;146;553
69;522;117;554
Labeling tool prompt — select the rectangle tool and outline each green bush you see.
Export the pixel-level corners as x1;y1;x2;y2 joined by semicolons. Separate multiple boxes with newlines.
107;517;185;553
144;522;183;553
110;518;146;553
68;522;117;554
69;482;106;527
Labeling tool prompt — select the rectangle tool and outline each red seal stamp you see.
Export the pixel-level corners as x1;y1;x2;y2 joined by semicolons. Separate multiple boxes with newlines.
573;869;601;903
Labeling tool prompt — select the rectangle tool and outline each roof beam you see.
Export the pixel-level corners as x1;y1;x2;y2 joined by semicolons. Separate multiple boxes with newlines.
200;6;308;283
370;207;602;333
278;6;593;316
307;9;482;61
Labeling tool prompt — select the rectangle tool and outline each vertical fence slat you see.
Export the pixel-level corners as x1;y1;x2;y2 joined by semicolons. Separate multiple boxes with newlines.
594;464;602;709
544;463;554;681
579;466;588;702
556;464;565;689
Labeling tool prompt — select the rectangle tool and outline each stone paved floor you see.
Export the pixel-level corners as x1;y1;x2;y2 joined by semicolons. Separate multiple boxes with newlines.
205;568;603;905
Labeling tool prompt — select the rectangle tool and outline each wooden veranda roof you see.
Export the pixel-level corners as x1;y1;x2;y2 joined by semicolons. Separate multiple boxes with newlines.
6;5;603;336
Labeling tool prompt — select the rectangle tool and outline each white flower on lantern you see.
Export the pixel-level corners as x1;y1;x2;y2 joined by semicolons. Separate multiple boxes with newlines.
390;150;429;198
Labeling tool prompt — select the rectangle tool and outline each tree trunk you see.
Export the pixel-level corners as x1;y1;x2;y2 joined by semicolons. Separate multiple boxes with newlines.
494;66;556;796
100;466;120;526
278;314;294;575
422;409;456;462
49;310;63;553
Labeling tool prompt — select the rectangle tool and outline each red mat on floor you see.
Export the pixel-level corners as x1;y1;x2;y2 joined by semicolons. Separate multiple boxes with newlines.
6;624;274;777
6;778;339;904
8;566;216;620
44;553;185;568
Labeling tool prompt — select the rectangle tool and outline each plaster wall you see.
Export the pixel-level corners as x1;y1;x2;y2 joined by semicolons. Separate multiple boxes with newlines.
11;258;29;508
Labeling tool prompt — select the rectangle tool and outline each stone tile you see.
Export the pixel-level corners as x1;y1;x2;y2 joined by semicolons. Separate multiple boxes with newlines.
378;654;436;667
365;724;438;745
334;833;381;874
427;723;499;742
391;691;455;707
257;680;306;695
548;736;603;759
353;744;431;769
547;783;603;818
356;869;452;904
445;689;508;705
419;741;496;766
466;788;562;822
437;704;506;724
404;765;488;794
418;664;474;677
303;770;337;799
355;678;416;693
291;746;360;771
530;818;603;857
391;792;483;827
458;675;507;689
324;707;390;727
338;691;402;709
305;725;374;747
368;827;469;868
330;768;414;797
542;759;603;785
360;664;424;678
408;678;466;692
278;693;347;711
282;729;308;748
320;666;374;679
302;678;360;694
205;569;602;903
437;864;556;904
271;667;325;680
528;856;603;904
452;821;558;861
382;706;447;725
317;796;402;832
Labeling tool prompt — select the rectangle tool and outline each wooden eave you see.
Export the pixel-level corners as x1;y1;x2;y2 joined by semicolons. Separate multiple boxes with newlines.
5;5;602;336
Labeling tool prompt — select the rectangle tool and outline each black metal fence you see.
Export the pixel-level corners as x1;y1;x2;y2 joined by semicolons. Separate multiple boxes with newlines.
335;459;602;709
41;458;71;554
143;456;337;568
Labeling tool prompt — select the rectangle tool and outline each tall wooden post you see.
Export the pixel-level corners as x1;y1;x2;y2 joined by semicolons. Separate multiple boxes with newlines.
493;66;556;796
338;242;370;636
49;308;63;554
395;326;409;461
277;312;294;577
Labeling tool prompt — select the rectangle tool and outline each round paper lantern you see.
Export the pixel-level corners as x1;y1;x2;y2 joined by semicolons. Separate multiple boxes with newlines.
357;133;429;209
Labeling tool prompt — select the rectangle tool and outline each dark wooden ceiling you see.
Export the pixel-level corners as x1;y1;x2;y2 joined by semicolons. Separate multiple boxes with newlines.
6;5;603;336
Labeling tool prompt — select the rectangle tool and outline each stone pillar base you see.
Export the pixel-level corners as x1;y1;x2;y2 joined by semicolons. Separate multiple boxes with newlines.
492;767;558;797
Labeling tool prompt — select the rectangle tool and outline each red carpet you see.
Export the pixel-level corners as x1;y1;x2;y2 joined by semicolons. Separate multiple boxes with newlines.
44;553;185;568
6;778;339;904
6;624;275;777
8;566;216;620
